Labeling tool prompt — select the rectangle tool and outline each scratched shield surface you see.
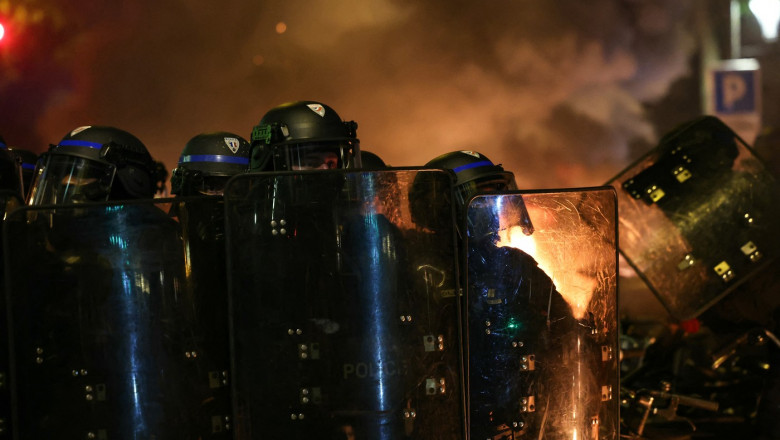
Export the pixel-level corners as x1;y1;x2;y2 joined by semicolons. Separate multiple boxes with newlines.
224;169;465;439
607;116;780;320
3;198;221;439
465;187;619;440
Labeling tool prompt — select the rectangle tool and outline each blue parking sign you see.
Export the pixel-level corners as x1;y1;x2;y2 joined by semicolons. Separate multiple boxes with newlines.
714;69;758;114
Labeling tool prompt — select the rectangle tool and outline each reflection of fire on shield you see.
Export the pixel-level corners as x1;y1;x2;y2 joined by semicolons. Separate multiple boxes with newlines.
465;187;618;440
608;116;780;320
497;201;599;321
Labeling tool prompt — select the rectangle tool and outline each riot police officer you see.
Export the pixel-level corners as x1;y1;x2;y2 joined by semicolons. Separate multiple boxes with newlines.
3;125;201;438
230;101;447;439
422;150;580;439
166;131;252;437
170;131;251;242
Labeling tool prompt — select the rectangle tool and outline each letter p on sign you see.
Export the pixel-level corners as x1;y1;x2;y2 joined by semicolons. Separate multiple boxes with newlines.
713;62;759;115
722;73;747;110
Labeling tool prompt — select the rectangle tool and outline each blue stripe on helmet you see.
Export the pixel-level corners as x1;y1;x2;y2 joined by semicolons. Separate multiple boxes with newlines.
180;154;249;165
453;160;494;174
0;141;6;149
59;139;104;149
21;163;36;170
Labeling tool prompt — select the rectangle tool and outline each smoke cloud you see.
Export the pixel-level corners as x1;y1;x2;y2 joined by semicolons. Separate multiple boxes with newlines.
1;0;697;188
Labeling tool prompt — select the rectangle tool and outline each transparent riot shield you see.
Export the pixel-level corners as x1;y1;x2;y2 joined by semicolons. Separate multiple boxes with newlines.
0;190;23;437
224;169;464;439
167;195;234;437
607;116;780;320
3;196;232;439
465;187;618;440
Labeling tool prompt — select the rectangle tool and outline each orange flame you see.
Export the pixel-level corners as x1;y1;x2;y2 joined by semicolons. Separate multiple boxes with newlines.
497;225;595;319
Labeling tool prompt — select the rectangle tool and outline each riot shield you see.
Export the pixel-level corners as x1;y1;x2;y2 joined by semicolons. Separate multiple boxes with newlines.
465;187;618;440
3;196;232;439
224;169;464;439
167;195;234;437
607;116;780;320
0;190;23;437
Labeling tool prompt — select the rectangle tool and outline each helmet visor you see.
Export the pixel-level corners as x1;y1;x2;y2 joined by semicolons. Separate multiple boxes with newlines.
198;176;230;195
455;171;517;208
283;141;360;170
459;171;534;236
28;154;116;205
171;167;232;196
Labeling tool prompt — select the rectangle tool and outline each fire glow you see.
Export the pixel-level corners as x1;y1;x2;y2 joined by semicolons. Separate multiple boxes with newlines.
497;216;597;320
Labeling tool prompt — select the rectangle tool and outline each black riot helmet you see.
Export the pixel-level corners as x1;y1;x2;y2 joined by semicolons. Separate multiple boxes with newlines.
28;125;155;205
416;150;533;237
359;150;388;169
426;150;517;208
0;135;24;196
170;132;250;196
250;101;360;171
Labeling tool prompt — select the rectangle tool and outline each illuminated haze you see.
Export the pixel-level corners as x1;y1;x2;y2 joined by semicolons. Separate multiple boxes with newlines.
0;0;697;188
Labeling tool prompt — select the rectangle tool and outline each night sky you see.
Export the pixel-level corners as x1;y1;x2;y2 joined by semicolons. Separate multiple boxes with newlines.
1;0;704;189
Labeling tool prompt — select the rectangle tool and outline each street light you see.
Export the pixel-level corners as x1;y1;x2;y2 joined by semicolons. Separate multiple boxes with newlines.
749;0;780;41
